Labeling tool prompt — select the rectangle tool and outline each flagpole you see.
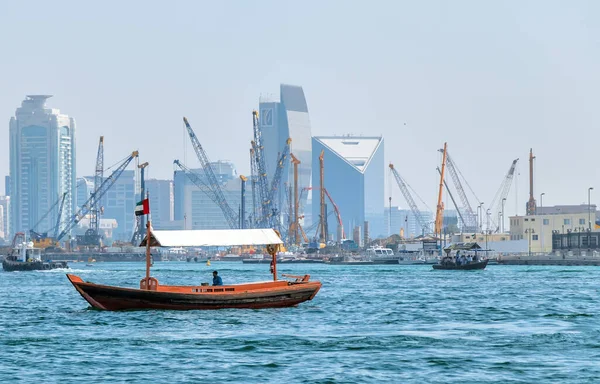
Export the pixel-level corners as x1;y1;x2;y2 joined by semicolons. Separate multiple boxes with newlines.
145;191;151;286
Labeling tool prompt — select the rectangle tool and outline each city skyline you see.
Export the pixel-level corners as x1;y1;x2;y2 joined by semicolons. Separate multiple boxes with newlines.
1;1;599;220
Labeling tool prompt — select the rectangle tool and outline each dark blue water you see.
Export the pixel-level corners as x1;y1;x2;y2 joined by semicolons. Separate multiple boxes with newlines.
1;262;599;383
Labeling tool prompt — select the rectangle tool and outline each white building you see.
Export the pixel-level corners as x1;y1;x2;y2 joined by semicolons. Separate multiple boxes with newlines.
0;196;10;240
9;95;76;236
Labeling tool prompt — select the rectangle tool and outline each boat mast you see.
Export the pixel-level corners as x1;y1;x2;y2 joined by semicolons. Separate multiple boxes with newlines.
145;191;151;285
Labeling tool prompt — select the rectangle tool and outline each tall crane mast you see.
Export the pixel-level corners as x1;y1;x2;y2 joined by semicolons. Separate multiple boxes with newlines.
438;167;467;231
290;153;301;245
435;143;448;239
249;146;258;228
319;150;326;243
443;150;477;232
173;160;239;229
53;191;68;239
266;138;292;228
57;151;139;242
526;149;536;215
488;158;519;232
91;136;104;236
389;163;427;234
182;117;238;229
239;175;247;229
251;111;270;226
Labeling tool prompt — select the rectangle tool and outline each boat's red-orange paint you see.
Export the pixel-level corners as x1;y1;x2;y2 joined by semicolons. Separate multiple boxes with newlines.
67;274;321;311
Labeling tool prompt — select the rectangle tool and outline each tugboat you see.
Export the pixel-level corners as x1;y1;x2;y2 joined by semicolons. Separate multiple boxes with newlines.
2;232;68;272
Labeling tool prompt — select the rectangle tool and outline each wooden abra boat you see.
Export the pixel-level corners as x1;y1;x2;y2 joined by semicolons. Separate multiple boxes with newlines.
67;214;321;310
432;259;488;270
432;242;488;271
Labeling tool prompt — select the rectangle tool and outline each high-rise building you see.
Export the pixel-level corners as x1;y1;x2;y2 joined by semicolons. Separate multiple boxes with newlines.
101;170;135;241
5;176;10;196
384;206;434;238
174;161;252;229
259;84;312;220
76;177;94;209
145;179;173;229
312;136;385;240
0;196;9;240
9;95;76;236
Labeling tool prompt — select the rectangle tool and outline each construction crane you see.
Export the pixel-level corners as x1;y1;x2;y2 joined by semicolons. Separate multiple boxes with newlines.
173;159;240;229
442;149;478;232
303;187;346;240
249;147;258;228
434;143;448;240
90;136;104;238
319;150;326;243
289;153;301;245
388;163;428;234
438;167;467;231
240;175;247;229
251;111;270;226
131;161;149;244
53;191;67;240
182;117;239;229
29;192;67;249
266;138;292;228
488;158;519;232
56;151;139;244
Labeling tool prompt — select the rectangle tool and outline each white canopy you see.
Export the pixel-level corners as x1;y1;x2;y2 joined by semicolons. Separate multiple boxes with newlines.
139;228;283;247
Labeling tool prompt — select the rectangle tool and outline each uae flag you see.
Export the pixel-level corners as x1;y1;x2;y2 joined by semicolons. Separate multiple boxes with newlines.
135;198;150;216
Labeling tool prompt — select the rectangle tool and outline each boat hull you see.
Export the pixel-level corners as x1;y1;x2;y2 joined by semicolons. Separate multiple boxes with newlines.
432;259;488;270
67;274;321;311
3;259;68;272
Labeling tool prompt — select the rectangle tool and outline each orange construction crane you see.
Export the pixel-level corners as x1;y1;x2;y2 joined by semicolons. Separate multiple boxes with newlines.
319;150;326;243
434;143;448;239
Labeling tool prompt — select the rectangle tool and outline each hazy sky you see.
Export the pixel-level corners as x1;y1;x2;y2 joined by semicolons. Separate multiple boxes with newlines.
1;0;598;219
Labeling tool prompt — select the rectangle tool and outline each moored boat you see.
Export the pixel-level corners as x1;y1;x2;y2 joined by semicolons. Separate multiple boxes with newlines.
2;232;68;272
67;199;321;311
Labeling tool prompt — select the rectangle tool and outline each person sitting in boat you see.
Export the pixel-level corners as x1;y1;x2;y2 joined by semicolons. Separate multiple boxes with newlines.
467;255;473;263
212;271;223;286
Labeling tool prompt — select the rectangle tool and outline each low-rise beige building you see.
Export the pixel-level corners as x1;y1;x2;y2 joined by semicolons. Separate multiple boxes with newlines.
509;205;598;253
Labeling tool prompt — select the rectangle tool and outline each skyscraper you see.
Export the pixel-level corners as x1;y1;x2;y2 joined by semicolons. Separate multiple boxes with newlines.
259;84;312;221
101;170;135;241
312;136;385;240
145;179;173;229
9;95;76;237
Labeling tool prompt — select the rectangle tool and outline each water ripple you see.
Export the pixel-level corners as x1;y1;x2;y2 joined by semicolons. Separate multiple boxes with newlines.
1;262;600;383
